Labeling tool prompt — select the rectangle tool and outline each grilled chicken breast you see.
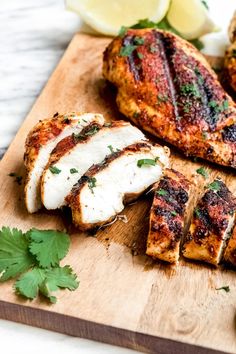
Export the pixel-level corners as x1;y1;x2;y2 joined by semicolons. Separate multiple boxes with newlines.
103;29;236;168
224;223;236;267
182;179;236;265
67;142;170;230
41;121;145;210
224;11;236;92
146;169;191;263
24;112;104;213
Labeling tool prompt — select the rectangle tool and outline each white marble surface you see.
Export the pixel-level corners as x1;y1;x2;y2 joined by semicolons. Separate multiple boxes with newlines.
0;0;235;353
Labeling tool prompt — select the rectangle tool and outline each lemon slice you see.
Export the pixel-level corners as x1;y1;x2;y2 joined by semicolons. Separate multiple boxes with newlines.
167;0;216;40
66;0;170;36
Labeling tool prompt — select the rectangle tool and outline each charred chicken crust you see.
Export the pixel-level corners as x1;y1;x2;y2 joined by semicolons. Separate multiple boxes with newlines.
146;169;191;263
182;179;236;265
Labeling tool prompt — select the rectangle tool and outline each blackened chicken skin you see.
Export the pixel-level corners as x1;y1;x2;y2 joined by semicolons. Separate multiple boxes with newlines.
103;29;236;168
182;179;236;265
146;169;191;263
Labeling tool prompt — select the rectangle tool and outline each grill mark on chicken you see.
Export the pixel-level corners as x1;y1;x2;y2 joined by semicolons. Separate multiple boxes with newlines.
182;179;236;265
146;169;190;263
222;124;236;142
123;36;143;82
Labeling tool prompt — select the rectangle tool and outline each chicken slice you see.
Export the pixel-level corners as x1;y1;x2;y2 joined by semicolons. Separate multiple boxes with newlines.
182;179;236;266
66;142;170;230
24;112;104;213
224;223;236;267
103;28;236;168
146;169;191;264
41;120;145;210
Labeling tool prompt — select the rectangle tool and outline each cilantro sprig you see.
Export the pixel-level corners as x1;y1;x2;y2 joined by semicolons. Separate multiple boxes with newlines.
0;227;79;303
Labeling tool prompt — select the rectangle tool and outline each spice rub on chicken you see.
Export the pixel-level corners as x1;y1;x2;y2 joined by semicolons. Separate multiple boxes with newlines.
224;223;236;267
146;169;191;264
24;112;104;213
103;28;236;168
41;120;145;210
66;142;170;230
182;179;236;266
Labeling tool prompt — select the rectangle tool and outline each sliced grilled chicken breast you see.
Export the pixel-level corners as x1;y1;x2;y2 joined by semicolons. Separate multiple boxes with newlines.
24;112;104;213
182;179;236;266
224;223;236;267
103;28;236;168
67;142;170;230
41;121;145;210
146;169;191;264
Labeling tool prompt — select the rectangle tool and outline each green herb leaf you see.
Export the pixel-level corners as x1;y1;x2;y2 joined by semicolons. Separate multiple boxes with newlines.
202;131;208;140
137;52;143;59
201;0;209;10
133;36;144;45
119;45;137;57
108;145;114;154
70;168;78;174
0;227;34;281
194;208;201;218
130;18;157;29
137;159;156;168
156;189;168;196
149;44;157;53
28;229;70;268
88;177;97;193
15;268;46;300
15;266;79;303
216;286;230;293
180;83;200;97
157;94;169;103
207;180;221;192
49;166;61;174
171;210;177;216
196;167;208;179
118;25;127;37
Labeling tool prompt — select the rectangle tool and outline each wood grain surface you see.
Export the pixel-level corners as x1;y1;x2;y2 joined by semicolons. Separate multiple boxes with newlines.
0;33;235;354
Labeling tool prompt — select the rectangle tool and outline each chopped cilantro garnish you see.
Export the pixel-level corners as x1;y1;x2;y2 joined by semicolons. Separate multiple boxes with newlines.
70;168;78;174
137;52;143;59
207;180;221;191
201;0;209;9
49;166;61;174
216;286;230;293
156;189;168;196
196;167;208;178
194;208;201;218
133;36;144;45
137;159;156;167
119;44;137;57
232;49;236;58
180;84;200;97
108;145;114;153
88;177;97;193
133;111;140;118
171;210;177;216
118;25;127;37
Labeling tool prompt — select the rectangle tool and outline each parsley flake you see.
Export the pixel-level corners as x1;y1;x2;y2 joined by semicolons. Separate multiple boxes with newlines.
49;165;61;174
88;177;97;193
137;159;156;167
137;52;143;59
216;286;230;293
196;167;208;179
8;172;23;185
70;168;78;174
108;145;114;154
133;36;144;45
119;45;137;57
207;180;221;192
118;25;127;37
156;189;168;196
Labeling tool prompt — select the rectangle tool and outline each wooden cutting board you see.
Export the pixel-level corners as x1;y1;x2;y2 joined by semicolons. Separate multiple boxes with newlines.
0;33;235;354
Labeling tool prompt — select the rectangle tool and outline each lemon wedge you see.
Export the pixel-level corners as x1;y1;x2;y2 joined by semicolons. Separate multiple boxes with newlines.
167;0;216;40
66;0;170;36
